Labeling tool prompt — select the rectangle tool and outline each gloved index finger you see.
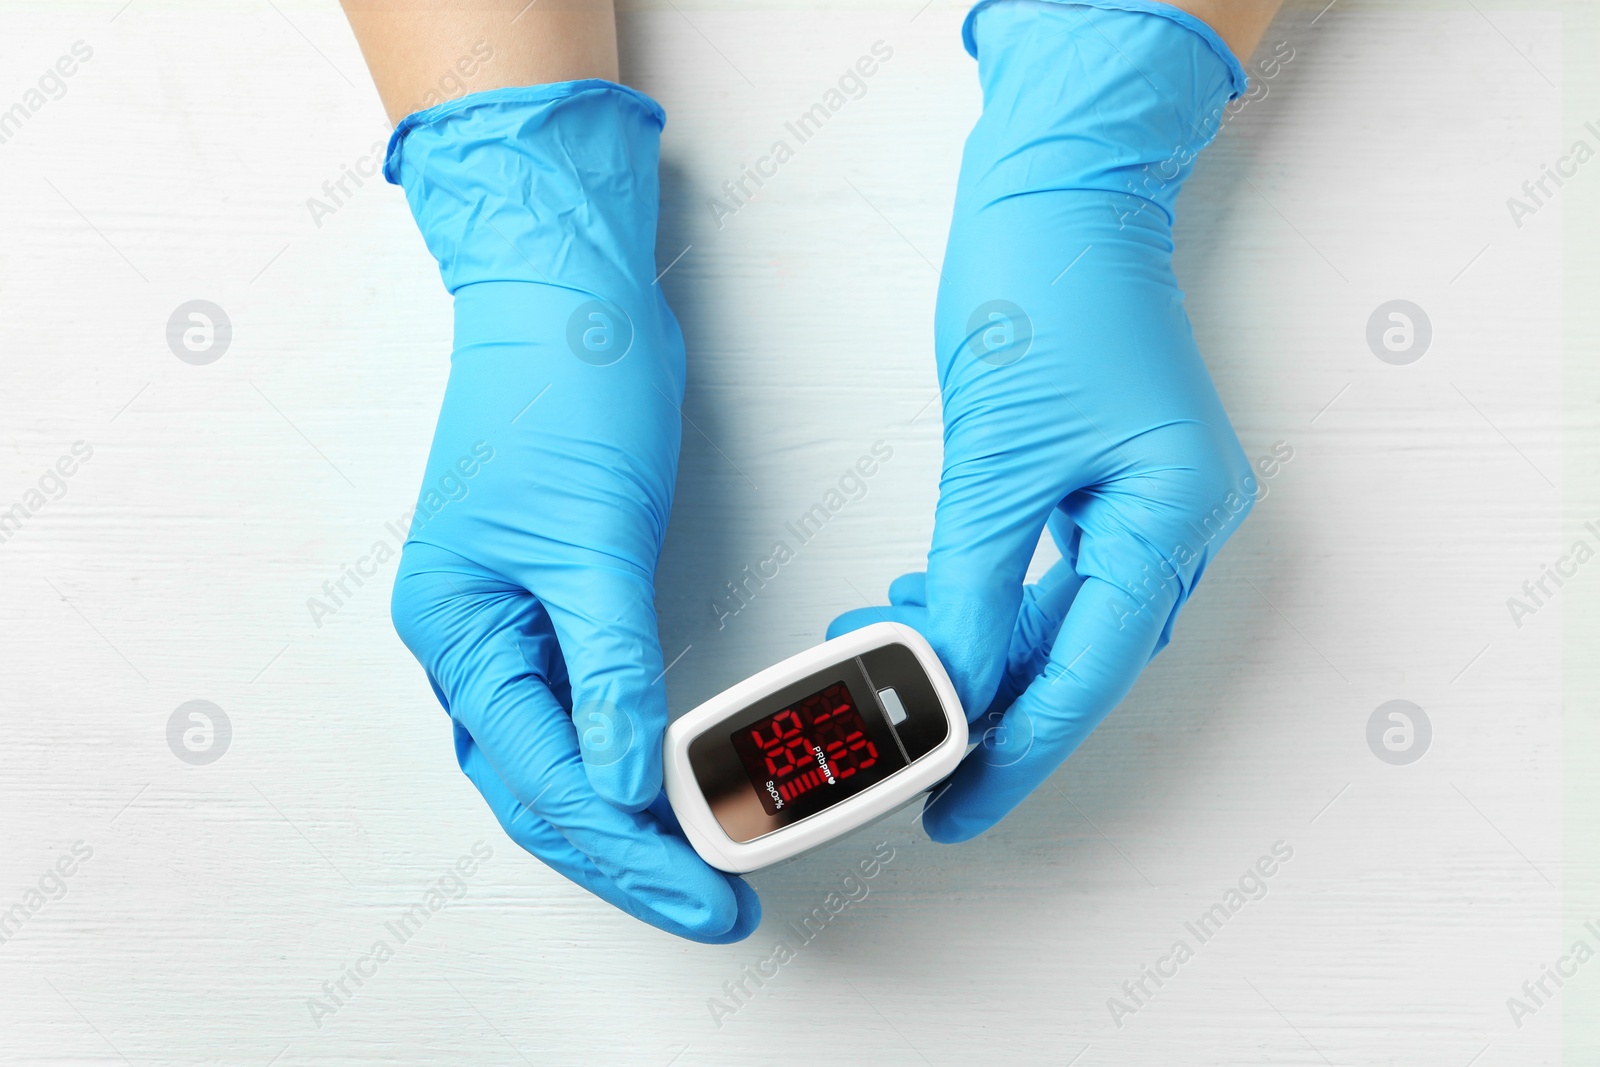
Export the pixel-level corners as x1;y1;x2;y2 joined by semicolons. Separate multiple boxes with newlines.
393;551;741;936
924;462;1061;720
461;632;743;937
459;731;759;943
536;563;672;813
921;569;1177;844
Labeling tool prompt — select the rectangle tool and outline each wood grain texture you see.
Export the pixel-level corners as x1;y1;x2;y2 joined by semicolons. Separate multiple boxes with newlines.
0;2;1589;1064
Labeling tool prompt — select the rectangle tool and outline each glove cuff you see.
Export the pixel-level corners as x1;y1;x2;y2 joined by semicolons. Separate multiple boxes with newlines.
383;80;669;296
961;0;1247;97
956;0;1247;227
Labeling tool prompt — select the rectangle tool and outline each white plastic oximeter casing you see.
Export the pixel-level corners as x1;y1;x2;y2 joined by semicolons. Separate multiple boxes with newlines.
663;622;966;873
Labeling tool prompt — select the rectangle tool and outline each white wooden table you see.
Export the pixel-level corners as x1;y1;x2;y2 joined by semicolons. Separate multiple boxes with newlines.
3;2;1597;1063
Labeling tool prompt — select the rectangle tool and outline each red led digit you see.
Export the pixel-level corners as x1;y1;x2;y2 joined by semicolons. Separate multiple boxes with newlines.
757;721;803;779
764;737;799;779
784;735;810;773
825;738;856;779
847;730;878;771
772;708;803;739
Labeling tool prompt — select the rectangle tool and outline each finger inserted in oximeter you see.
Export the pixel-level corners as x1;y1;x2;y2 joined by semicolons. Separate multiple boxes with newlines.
664;622;967;873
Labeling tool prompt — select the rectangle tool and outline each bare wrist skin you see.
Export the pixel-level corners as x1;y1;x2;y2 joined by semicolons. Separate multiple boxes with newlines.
340;0;619;126
1159;0;1284;62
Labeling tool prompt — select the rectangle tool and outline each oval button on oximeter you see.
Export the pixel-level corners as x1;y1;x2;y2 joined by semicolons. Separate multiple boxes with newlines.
664;622;967;873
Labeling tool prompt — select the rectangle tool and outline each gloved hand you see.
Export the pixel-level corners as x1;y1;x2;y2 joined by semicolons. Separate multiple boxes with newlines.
384;81;759;941
832;0;1258;843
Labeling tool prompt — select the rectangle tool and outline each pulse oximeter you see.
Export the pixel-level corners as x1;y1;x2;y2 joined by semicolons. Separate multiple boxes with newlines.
663;622;967;873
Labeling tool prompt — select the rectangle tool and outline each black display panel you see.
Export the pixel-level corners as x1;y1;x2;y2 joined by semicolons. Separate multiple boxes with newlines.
729;681;900;816
686;645;946;844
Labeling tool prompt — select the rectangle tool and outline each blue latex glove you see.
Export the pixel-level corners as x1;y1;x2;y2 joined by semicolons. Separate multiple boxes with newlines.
831;0;1257;843
384;82;759;942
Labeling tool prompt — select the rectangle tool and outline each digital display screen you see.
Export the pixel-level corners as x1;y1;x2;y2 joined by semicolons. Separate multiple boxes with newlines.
730;681;902;816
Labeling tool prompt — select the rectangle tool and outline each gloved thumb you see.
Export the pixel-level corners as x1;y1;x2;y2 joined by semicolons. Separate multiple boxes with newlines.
537;564;670;812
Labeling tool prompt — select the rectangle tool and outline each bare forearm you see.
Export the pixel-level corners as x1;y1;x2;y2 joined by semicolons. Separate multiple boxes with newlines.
1161;0;1283;60
340;0;619;125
